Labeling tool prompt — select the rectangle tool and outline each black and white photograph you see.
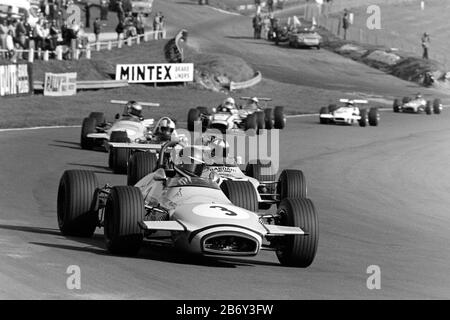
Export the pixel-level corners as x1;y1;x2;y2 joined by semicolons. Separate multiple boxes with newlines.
0;0;449;308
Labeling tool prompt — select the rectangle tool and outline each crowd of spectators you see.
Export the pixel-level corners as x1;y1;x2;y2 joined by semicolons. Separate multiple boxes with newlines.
0;0;166;62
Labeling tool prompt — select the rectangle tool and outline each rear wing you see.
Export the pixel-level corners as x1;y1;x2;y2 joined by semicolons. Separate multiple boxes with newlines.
339;99;368;104
110;100;160;107
240;97;272;101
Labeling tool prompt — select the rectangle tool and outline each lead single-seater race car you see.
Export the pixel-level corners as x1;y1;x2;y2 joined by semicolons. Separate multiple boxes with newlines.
187;97;286;133
288;27;322;49
57;141;318;267
393;94;442;115
319;99;380;127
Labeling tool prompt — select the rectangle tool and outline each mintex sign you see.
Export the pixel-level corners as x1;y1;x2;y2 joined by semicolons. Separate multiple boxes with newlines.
115;63;194;83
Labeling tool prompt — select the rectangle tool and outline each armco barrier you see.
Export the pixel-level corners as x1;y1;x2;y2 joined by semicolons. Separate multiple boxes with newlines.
229;71;262;91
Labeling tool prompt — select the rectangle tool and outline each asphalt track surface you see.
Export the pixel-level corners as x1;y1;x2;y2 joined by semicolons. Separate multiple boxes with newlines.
1;1;450;299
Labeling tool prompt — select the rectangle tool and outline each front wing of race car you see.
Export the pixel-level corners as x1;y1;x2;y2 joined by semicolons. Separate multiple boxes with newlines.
139;218;304;256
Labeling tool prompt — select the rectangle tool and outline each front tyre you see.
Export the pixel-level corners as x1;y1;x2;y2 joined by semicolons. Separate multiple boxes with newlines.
368;107;379;126
433;98;442;114
276;198;319;267
57;170;98;237
221;180;258;212
80;117;97;150
274;106;286;129
359;109;368;127
127;152;158;185
425;101;432;115
104;186;145;256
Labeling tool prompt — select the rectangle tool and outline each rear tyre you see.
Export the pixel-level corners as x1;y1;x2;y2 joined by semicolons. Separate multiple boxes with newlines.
274;106;285;129
188;108;201;132
275;198;319;267
80;117;97;150
264;108;273;129
109;131;130;174
57;170;98;237
319;106;329;124
368;107;379;126
221;180;258;212
245;113;257;132
255;111;265;134
433;98;442;114
359;109;368;127
89;112;105;124
278;169;307;200
425;101;432;115
127;152;158;185
393;99;401;113
104;186;145;256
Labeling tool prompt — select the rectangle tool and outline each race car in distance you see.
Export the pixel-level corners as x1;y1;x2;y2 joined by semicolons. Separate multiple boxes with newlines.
187;97;286;133
288;27;322;49
57;141;318;267
393;94;442;114
319;99;380;127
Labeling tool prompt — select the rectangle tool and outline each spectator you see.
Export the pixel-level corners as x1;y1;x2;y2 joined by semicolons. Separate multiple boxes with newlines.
252;13;262;39
135;12;145;35
5;29;16;61
33;22;45;50
117;0;125;23
100;0;109;21
342;9;350;40
49;20;60;51
153;12;164;39
267;0;274;13
41;22;51;50
15;17;27;56
421;32;430;60
93;17;101;42
115;20;124;40
84;1;91;29
0;19;8;58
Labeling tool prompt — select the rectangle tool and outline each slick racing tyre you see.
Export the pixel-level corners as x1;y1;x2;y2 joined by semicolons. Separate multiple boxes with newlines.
359;109;368;127
275;198;319;267
264;108;273;129
57;170;98;237
109;131;130;174
104;186;145;256
433;98;442;114
274;106;286;129
425;101;432;115
127;152;158;186
245;113;257;132
80;117;97;150
319;106;329;124
188;108;201;132
393;99;401;113
256;111;265;134
368;107;379;126
278;169;307;200
88;112;105;124
221;180;258;213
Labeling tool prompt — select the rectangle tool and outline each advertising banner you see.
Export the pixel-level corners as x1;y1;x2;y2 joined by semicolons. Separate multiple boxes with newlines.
115;63;194;83
43;73;77;96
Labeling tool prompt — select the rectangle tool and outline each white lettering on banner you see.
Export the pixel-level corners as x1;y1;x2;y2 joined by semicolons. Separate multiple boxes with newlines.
115;63;194;83
44;73;77;97
0;64;31;97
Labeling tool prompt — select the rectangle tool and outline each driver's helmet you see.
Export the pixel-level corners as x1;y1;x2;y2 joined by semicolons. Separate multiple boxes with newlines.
247;97;259;109
155;117;176;141
210;138;230;159
125;101;143;119
346;100;354;107
415;93;422;99
220;97;236;111
177;146;205;176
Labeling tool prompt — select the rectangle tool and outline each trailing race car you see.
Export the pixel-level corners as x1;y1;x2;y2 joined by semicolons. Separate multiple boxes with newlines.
319;99;380;127
80;100;158;151
187;97;286;133
57;141;319;267
288;27;322;49
393;94;442;115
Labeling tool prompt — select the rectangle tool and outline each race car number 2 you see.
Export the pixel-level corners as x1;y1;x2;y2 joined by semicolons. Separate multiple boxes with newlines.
192;204;249;220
